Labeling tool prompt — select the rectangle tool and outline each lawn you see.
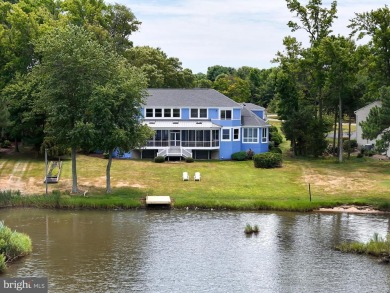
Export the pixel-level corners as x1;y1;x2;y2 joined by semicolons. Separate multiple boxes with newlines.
0;150;389;211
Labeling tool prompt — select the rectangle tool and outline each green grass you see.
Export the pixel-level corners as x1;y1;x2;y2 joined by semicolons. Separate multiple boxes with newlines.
335;233;390;261
0;150;389;212
0;220;32;273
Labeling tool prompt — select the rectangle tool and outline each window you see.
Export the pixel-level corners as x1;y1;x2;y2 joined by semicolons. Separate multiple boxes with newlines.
262;128;268;143
222;128;230;141
233;128;240;141
146;108;153;117
199;108;207;118
164;109;171;117
173;109;180;117
221;110;232;120
243;128;258;143
191;109;198;118
155;108;162;117
145;108;180;118
190;108;207;119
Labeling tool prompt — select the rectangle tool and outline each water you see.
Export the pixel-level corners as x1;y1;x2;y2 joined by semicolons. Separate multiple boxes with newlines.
1;209;389;293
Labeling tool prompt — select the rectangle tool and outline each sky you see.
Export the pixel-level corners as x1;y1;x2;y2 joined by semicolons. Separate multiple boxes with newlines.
111;0;388;74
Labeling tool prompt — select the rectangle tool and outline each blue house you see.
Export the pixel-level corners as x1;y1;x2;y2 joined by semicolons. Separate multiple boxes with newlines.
114;88;270;160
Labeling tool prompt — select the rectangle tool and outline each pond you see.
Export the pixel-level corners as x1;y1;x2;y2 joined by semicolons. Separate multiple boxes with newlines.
1;209;389;293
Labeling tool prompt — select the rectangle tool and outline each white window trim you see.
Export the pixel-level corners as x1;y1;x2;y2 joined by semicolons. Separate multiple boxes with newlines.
220;109;232;120
145;108;181;119
190;108;208;119
221;128;231;141
262;127;268;143
242;128;259;143
233;128;240;141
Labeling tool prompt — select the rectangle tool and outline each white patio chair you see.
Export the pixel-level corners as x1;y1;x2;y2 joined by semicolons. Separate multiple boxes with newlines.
194;172;201;181
183;172;189;181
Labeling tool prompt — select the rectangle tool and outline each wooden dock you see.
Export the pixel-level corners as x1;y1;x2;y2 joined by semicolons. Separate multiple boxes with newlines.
145;196;172;207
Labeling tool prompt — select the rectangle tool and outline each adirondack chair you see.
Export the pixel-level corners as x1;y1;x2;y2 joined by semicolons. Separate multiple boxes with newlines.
183;172;190;181
194;172;201;181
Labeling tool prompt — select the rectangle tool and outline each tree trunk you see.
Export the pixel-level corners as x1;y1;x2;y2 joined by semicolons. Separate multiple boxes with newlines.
333;111;337;156
338;95;343;163
106;150;113;194
71;147;78;193
14;139;19;152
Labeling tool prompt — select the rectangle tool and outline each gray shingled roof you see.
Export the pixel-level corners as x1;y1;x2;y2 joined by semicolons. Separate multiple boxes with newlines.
240;102;265;111
145;89;241;108
241;107;269;127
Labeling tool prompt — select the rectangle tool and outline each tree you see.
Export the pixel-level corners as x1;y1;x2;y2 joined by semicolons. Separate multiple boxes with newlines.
349;5;390;87
206;65;236;82
33;24;118;193
212;74;250;103
1;74;45;152
88;62;153;193
361;87;390;153
125;46;194;88
319;36;358;161
286;0;338;122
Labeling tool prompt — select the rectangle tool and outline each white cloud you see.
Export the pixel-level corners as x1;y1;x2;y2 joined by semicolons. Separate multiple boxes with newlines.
113;0;388;73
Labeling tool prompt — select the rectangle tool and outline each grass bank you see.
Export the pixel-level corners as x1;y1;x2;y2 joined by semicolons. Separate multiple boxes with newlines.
0;220;32;273
336;233;390;263
0;150;389;212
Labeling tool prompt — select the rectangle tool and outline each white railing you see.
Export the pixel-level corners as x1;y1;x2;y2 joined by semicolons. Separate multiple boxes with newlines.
182;148;192;158
157;149;167;157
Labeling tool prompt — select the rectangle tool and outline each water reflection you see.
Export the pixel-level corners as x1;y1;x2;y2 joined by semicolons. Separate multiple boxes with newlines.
0;209;389;293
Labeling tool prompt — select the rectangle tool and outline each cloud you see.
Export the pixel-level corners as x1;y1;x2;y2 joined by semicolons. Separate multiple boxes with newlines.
113;0;388;73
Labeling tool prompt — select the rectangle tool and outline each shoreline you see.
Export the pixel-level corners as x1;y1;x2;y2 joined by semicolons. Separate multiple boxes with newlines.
317;205;390;214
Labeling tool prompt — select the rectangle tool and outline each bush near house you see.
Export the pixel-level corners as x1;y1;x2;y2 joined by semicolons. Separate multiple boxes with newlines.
154;156;165;163
253;153;283;168
231;151;248;161
269;126;283;147
269;147;282;154
185;157;194;163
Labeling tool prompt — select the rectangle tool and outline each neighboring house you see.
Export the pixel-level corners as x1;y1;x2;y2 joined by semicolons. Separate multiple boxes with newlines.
114;88;270;160
355;101;390;156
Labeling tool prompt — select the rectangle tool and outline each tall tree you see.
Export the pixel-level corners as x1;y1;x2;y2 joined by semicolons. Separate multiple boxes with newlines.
286;0;338;121
319;36;358;161
212;74;251;103
88;63;153;193
33;24;118;193
125;46;194;88
349;5;390;88
206;65;236;82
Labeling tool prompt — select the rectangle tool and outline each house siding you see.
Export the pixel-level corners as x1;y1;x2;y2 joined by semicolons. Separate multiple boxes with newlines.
113;89;270;160
355;101;390;156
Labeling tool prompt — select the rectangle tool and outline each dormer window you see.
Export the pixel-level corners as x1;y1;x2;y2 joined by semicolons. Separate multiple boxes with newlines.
190;108;207;119
221;110;232;120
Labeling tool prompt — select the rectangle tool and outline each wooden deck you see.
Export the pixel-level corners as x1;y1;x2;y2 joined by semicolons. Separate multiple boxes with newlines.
146;196;172;207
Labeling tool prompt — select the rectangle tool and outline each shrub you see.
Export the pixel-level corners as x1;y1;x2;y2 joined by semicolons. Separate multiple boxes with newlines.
253;153;283;168
0;221;32;272
0;254;5;272
357;153;364;158
185;157;194;163
0;140;11;148
270;131;283;147
343;139;358;151
270;147;282;154
154;156;165;163
103;152;109;159
231;151;248;161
